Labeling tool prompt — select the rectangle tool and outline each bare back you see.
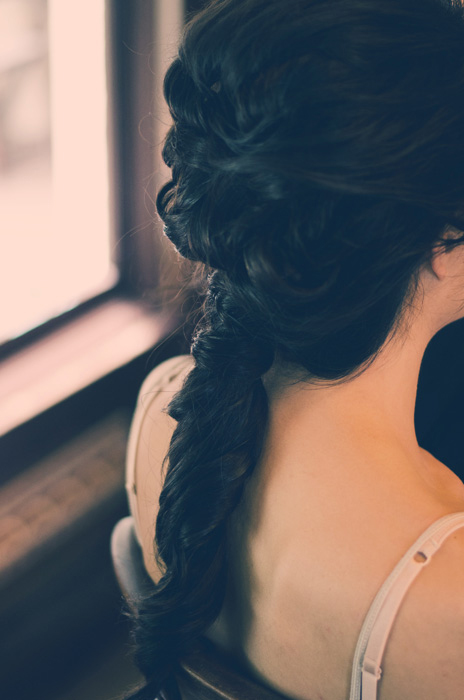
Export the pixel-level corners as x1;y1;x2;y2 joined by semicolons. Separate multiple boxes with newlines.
129;356;464;700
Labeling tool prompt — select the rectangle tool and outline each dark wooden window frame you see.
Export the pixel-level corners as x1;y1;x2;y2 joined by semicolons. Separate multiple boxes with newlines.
0;0;197;481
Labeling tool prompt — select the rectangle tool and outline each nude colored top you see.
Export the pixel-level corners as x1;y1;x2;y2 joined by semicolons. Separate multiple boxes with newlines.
125;354;464;700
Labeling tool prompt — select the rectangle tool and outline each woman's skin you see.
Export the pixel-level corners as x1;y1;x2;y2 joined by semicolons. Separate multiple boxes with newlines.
133;237;464;700
262;235;464;500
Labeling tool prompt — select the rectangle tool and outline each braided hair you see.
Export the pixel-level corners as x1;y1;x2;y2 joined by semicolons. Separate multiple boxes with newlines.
125;0;464;697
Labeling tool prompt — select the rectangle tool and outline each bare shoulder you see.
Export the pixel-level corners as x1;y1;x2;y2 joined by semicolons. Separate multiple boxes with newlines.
131;354;194;582
378;525;464;700
271;517;464;700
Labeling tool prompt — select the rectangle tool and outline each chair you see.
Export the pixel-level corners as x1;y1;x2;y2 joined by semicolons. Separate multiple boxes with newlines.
111;516;289;700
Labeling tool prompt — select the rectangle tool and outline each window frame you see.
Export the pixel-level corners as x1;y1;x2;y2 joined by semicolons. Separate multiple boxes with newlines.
0;0;193;481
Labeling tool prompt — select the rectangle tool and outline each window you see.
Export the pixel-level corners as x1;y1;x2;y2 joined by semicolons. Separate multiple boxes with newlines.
0;0;116;346
0;0;190;476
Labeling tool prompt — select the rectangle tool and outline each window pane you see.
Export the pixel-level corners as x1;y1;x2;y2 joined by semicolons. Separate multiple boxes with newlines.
0;0;117;345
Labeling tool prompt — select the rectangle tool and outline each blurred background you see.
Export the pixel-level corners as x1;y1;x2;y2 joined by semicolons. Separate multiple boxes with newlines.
0;1;463;699
0;1;206;699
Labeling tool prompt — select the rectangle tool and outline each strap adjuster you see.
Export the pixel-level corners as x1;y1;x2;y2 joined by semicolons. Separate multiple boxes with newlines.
363;656;382;680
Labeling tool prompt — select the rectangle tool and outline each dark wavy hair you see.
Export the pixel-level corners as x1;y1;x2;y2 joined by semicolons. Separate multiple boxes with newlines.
124;0;464;697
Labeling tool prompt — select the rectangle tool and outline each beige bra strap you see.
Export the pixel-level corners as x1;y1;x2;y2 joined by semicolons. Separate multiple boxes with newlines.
349;511;464;700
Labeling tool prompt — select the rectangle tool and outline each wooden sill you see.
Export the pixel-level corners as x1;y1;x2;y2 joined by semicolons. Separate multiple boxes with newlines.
0;296;178;438
0;409;129;591
0;410;137;700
